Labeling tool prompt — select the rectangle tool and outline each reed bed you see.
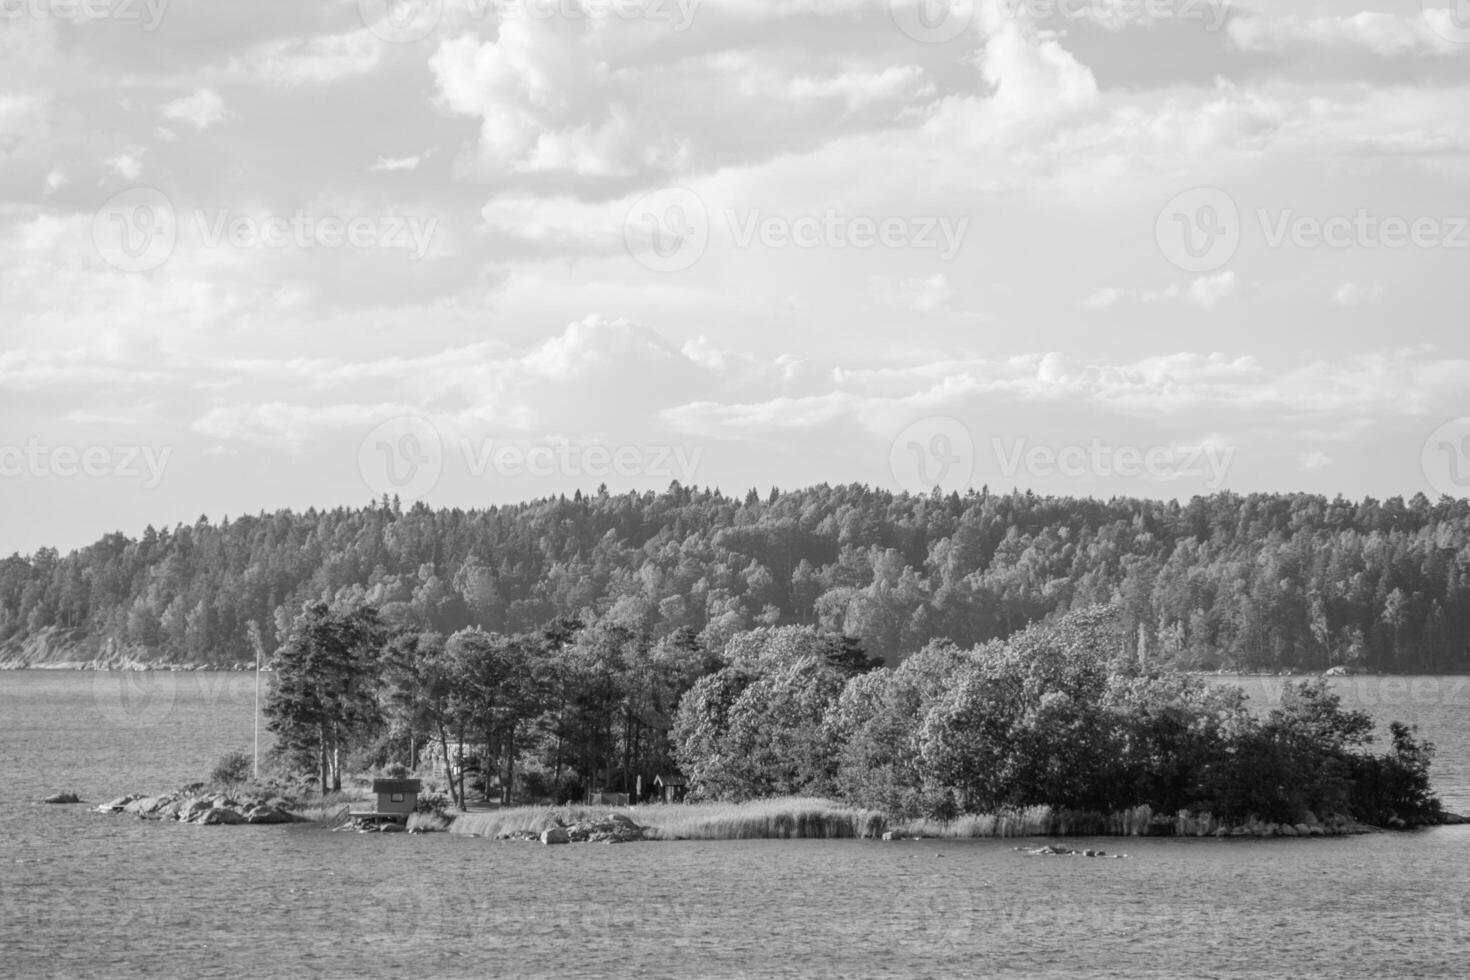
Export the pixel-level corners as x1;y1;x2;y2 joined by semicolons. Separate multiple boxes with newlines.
894;805;1157;838
406;811;451;833
450;797;887;840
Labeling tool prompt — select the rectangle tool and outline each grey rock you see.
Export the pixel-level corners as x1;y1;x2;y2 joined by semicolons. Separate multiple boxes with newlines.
42;792;80;804
541;827;571;845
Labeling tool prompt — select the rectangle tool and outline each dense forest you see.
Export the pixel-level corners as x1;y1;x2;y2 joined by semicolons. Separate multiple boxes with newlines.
5;485;1470;673
264;603;1444;828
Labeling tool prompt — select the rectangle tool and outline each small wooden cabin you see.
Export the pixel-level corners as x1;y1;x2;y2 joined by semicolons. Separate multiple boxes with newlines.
371;778;421;818
653;773;688;804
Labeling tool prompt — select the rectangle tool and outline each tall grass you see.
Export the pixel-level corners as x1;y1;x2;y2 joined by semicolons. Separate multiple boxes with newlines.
449;799;1220;841
893;805;1157;838
450;797;887;840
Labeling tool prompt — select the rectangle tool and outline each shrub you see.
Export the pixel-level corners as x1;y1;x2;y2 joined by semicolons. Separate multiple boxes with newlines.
210;751;253;787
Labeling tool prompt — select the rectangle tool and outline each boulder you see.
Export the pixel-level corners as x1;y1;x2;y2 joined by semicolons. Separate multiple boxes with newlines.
42;792;80;804
881;831;899;841
198;807;244;826
380;823;406;833
124;796;173;817
98;794;141;813
1293;823;1312;837
244;804;294;825
177;798;223;823
541;827;571;845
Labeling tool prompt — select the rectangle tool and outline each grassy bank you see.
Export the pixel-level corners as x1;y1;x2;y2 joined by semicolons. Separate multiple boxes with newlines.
450;797;886;840
448;798;1380;840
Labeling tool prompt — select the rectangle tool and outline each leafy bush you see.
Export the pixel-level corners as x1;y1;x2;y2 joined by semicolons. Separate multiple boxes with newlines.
210;751;253;787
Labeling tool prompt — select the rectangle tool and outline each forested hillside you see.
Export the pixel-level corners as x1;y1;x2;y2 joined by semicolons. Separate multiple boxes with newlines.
4;485;1470;672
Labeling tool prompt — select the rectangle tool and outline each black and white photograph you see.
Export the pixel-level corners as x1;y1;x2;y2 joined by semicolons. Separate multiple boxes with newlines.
3;0;1469;976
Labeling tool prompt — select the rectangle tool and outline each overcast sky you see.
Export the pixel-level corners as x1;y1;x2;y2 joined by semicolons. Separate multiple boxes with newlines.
3;0;1470;555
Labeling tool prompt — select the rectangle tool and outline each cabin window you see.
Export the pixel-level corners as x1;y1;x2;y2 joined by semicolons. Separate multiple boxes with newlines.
391;793;405;803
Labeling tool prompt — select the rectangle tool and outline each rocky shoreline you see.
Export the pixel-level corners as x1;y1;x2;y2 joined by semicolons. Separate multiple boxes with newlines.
67;791;302;825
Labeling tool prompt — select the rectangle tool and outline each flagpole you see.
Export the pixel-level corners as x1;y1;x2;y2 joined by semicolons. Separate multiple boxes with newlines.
254;640;261;780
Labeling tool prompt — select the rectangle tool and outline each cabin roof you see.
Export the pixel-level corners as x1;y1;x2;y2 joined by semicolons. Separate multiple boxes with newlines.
654;773;687;786
372;778;422;794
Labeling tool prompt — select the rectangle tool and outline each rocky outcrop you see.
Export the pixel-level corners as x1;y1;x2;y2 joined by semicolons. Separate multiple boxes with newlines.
41;792;80;804
97;790;302;827
1016;845;1125;859
497;815;647;844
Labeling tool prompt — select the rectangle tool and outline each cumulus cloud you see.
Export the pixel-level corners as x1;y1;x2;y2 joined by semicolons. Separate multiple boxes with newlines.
161;89;225;131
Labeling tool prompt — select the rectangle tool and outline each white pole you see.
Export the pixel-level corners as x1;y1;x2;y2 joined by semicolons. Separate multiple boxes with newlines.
254;639;261;780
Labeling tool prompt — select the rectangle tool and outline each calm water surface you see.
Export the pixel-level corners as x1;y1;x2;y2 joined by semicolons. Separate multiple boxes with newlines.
3;670;1468;979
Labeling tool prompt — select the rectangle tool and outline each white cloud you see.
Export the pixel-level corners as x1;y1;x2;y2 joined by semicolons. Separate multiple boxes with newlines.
370;155;424;172
1299;451;1333;471
105;149;145;181
871;274;953;313
1333;283;1386;307
161;89;225;131
1188;271;1239;308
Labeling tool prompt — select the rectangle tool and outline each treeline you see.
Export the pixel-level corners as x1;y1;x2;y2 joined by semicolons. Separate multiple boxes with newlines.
6;485;1470;672
675;609;1443;827
267;601;1443;827
266;601;875;808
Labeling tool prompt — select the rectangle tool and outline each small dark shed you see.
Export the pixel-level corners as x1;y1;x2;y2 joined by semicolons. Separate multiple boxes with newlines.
372;778;421;817
653;773;688;804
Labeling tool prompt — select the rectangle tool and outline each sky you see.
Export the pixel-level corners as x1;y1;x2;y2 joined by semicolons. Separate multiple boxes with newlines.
3;0;1470;556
